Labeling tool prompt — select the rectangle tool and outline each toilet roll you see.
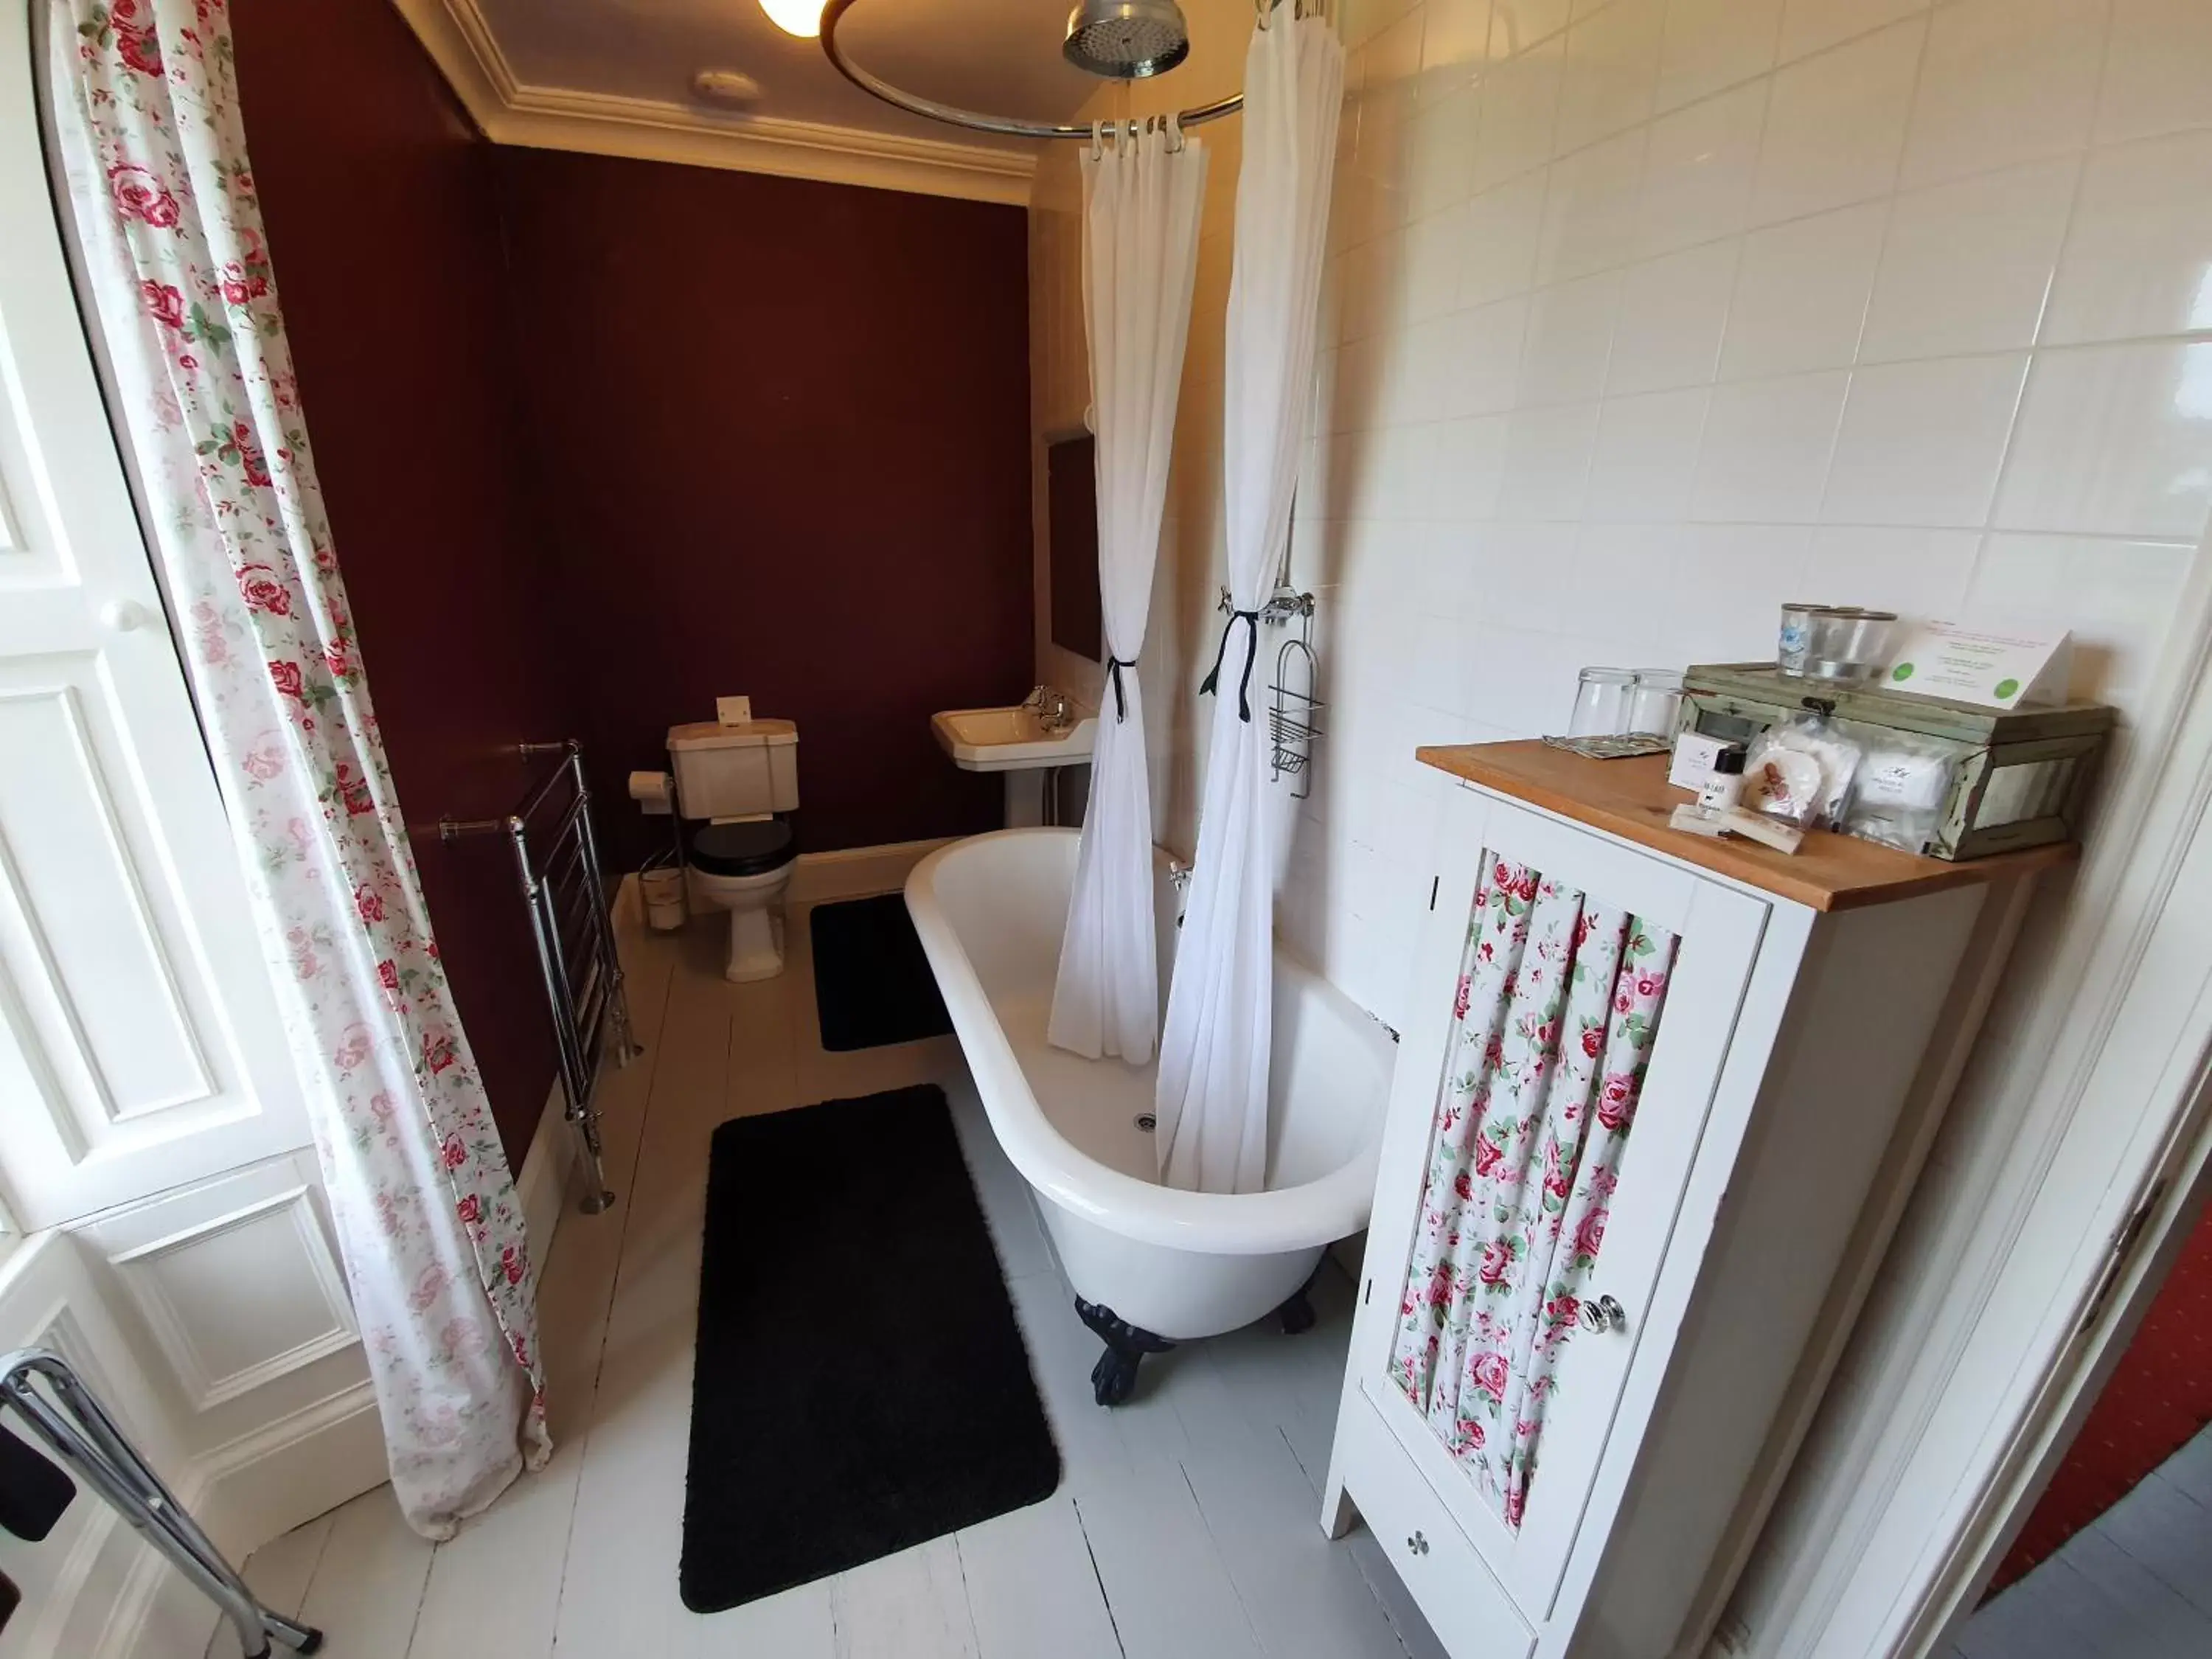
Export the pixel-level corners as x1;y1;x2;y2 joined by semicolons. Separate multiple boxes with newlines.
628;771;674;815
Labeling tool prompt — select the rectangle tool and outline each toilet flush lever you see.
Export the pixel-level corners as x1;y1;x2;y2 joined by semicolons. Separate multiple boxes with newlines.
101;598;150;633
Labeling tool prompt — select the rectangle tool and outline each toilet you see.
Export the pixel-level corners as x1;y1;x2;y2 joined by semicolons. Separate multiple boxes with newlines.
667;717;800;982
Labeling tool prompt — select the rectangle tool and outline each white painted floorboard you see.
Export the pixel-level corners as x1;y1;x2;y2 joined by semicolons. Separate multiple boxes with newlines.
218;892;1435;1659
1950;1422;2212;1659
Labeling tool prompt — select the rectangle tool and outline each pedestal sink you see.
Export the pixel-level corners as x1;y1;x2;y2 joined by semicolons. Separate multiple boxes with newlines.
932;703;1096;826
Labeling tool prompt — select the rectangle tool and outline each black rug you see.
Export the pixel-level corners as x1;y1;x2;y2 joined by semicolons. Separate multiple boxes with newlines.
809;893;955;1051
680;1086;1060;1613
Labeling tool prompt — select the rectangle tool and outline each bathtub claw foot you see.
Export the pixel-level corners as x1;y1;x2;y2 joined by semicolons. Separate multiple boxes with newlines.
1075;1298;1173;1408
1277;1288;1317;1335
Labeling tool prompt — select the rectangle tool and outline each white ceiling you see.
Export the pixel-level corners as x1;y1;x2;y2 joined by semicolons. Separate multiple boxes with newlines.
400;0;1249;204
477;0;1114;152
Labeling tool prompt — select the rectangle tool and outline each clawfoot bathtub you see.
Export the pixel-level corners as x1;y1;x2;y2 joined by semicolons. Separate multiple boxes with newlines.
905;829;1394;1404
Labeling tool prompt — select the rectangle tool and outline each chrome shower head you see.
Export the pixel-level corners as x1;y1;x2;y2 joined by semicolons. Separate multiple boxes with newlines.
1062;0;1192;79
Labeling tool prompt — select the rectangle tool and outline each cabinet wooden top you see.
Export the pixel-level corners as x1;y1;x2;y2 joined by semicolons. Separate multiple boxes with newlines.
1416;740;2076;912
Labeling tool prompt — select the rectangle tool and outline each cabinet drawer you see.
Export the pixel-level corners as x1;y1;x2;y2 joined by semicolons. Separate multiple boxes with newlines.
1340;1388;1536;1659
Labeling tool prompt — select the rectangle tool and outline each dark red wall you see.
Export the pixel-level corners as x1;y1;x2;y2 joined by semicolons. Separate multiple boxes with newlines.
231;0;577;1163
227;5;1034;1159
492;150;1032;869
1989;1203;2212;1591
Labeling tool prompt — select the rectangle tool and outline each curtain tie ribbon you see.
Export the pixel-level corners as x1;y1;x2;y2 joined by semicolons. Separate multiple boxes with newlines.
1200;610;1260;723
1106;657;1138;723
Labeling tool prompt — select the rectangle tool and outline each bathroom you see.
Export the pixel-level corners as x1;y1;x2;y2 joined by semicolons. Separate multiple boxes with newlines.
1;0;2211;1655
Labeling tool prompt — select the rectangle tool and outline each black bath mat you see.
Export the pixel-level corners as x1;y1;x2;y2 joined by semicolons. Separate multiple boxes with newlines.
808;893;954;1051
680;1085;1060;1613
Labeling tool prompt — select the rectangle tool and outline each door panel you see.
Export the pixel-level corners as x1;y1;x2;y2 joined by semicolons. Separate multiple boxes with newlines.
1357;788;1768;1620
0;7;311;1229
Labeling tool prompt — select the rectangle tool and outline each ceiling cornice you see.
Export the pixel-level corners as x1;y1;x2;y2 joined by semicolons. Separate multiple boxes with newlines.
389;0;1036;207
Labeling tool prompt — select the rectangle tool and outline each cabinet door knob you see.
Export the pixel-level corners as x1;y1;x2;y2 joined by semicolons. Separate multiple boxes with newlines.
1580;1293;1628;1333
1405;1530;1430;1556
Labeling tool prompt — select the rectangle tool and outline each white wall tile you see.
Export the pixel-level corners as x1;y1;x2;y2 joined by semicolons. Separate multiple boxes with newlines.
1720;201;1888;380
1751;17;1925;224
1535;126;1649;282
2096;0;2212;144
1657;0;1784;114
1556;0;1666;156
1427;414;1512;521
1901;0;2107;189
1440;294;1530;415
1520;269;1623;405
1692;371;1850;522
1635;80;1767;258
1609;240;1742;394
1659;525;1818;660
1489;0;1573;58
1804;525;1980;615
1473;31;1565;191
1994;341;2212;540
1969;533;2196;703
1587;387;1711;521
1498;400;1602;518
1459;170;1548;305
1403;206;1469;323
1406;86;1484;220
1823;354;2029;526
2043;131;2212;345
1570;522;1683;647
1420;0;1495;100
1860;156;2078;363
1777;0;1931;66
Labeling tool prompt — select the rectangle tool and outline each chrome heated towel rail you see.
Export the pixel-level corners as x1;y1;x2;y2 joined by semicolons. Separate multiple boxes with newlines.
440;741;636;1214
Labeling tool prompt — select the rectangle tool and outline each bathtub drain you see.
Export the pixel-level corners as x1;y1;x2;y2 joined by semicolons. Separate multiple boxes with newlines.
1135;1113;1157;1133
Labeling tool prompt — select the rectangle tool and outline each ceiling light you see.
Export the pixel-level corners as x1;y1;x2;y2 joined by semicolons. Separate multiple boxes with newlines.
759;0;824;38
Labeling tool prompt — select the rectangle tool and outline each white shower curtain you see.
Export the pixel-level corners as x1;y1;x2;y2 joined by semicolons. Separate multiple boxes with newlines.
1155;10;1341;1193
1048;122;1207;1064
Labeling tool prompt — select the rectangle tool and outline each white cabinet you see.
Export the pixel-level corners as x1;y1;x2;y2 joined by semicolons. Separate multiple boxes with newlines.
1323;742;2058;1659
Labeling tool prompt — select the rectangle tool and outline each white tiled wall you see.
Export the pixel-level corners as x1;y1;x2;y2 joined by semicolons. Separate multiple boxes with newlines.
1034;0;2212;1034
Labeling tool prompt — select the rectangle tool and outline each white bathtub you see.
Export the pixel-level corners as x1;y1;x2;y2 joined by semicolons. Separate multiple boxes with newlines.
905;829;1394;1394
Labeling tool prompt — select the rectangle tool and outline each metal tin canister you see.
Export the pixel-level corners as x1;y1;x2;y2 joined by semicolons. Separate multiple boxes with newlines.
1778;601;1823;676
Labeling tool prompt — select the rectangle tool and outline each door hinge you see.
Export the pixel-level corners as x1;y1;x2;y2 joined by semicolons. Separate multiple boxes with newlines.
1428;875;1439;911
2079;1178;2168;1335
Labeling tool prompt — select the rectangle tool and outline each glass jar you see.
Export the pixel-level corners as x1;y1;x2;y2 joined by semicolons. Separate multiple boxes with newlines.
1627;669;1684;736
1568;667;1637;737
1778;602;1823;676
1808;608;1899;680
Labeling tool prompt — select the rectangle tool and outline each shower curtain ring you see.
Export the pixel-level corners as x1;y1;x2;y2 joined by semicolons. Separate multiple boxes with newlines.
1089;119;1105;159
1166;111;1185;153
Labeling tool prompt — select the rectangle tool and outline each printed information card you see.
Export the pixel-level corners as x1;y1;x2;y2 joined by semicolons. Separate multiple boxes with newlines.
1882;622;2072;709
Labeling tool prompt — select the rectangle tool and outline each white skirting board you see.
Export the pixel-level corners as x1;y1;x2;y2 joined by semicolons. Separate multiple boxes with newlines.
516;1071;576;1278
94;1380;389;1659
786;838;953;907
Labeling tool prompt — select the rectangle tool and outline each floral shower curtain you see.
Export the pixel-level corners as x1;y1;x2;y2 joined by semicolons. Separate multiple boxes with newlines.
51;0;549;1537
1388;854;1676;1530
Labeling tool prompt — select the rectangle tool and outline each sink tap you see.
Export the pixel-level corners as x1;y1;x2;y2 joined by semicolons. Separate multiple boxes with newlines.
1023;684;1075;734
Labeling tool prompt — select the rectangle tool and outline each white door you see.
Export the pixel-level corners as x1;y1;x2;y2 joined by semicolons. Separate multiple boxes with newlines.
1352;785;1767;1622
0;10;313;1232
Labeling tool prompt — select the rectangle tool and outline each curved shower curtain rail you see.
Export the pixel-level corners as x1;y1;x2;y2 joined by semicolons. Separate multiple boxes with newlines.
819;0;1281;142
